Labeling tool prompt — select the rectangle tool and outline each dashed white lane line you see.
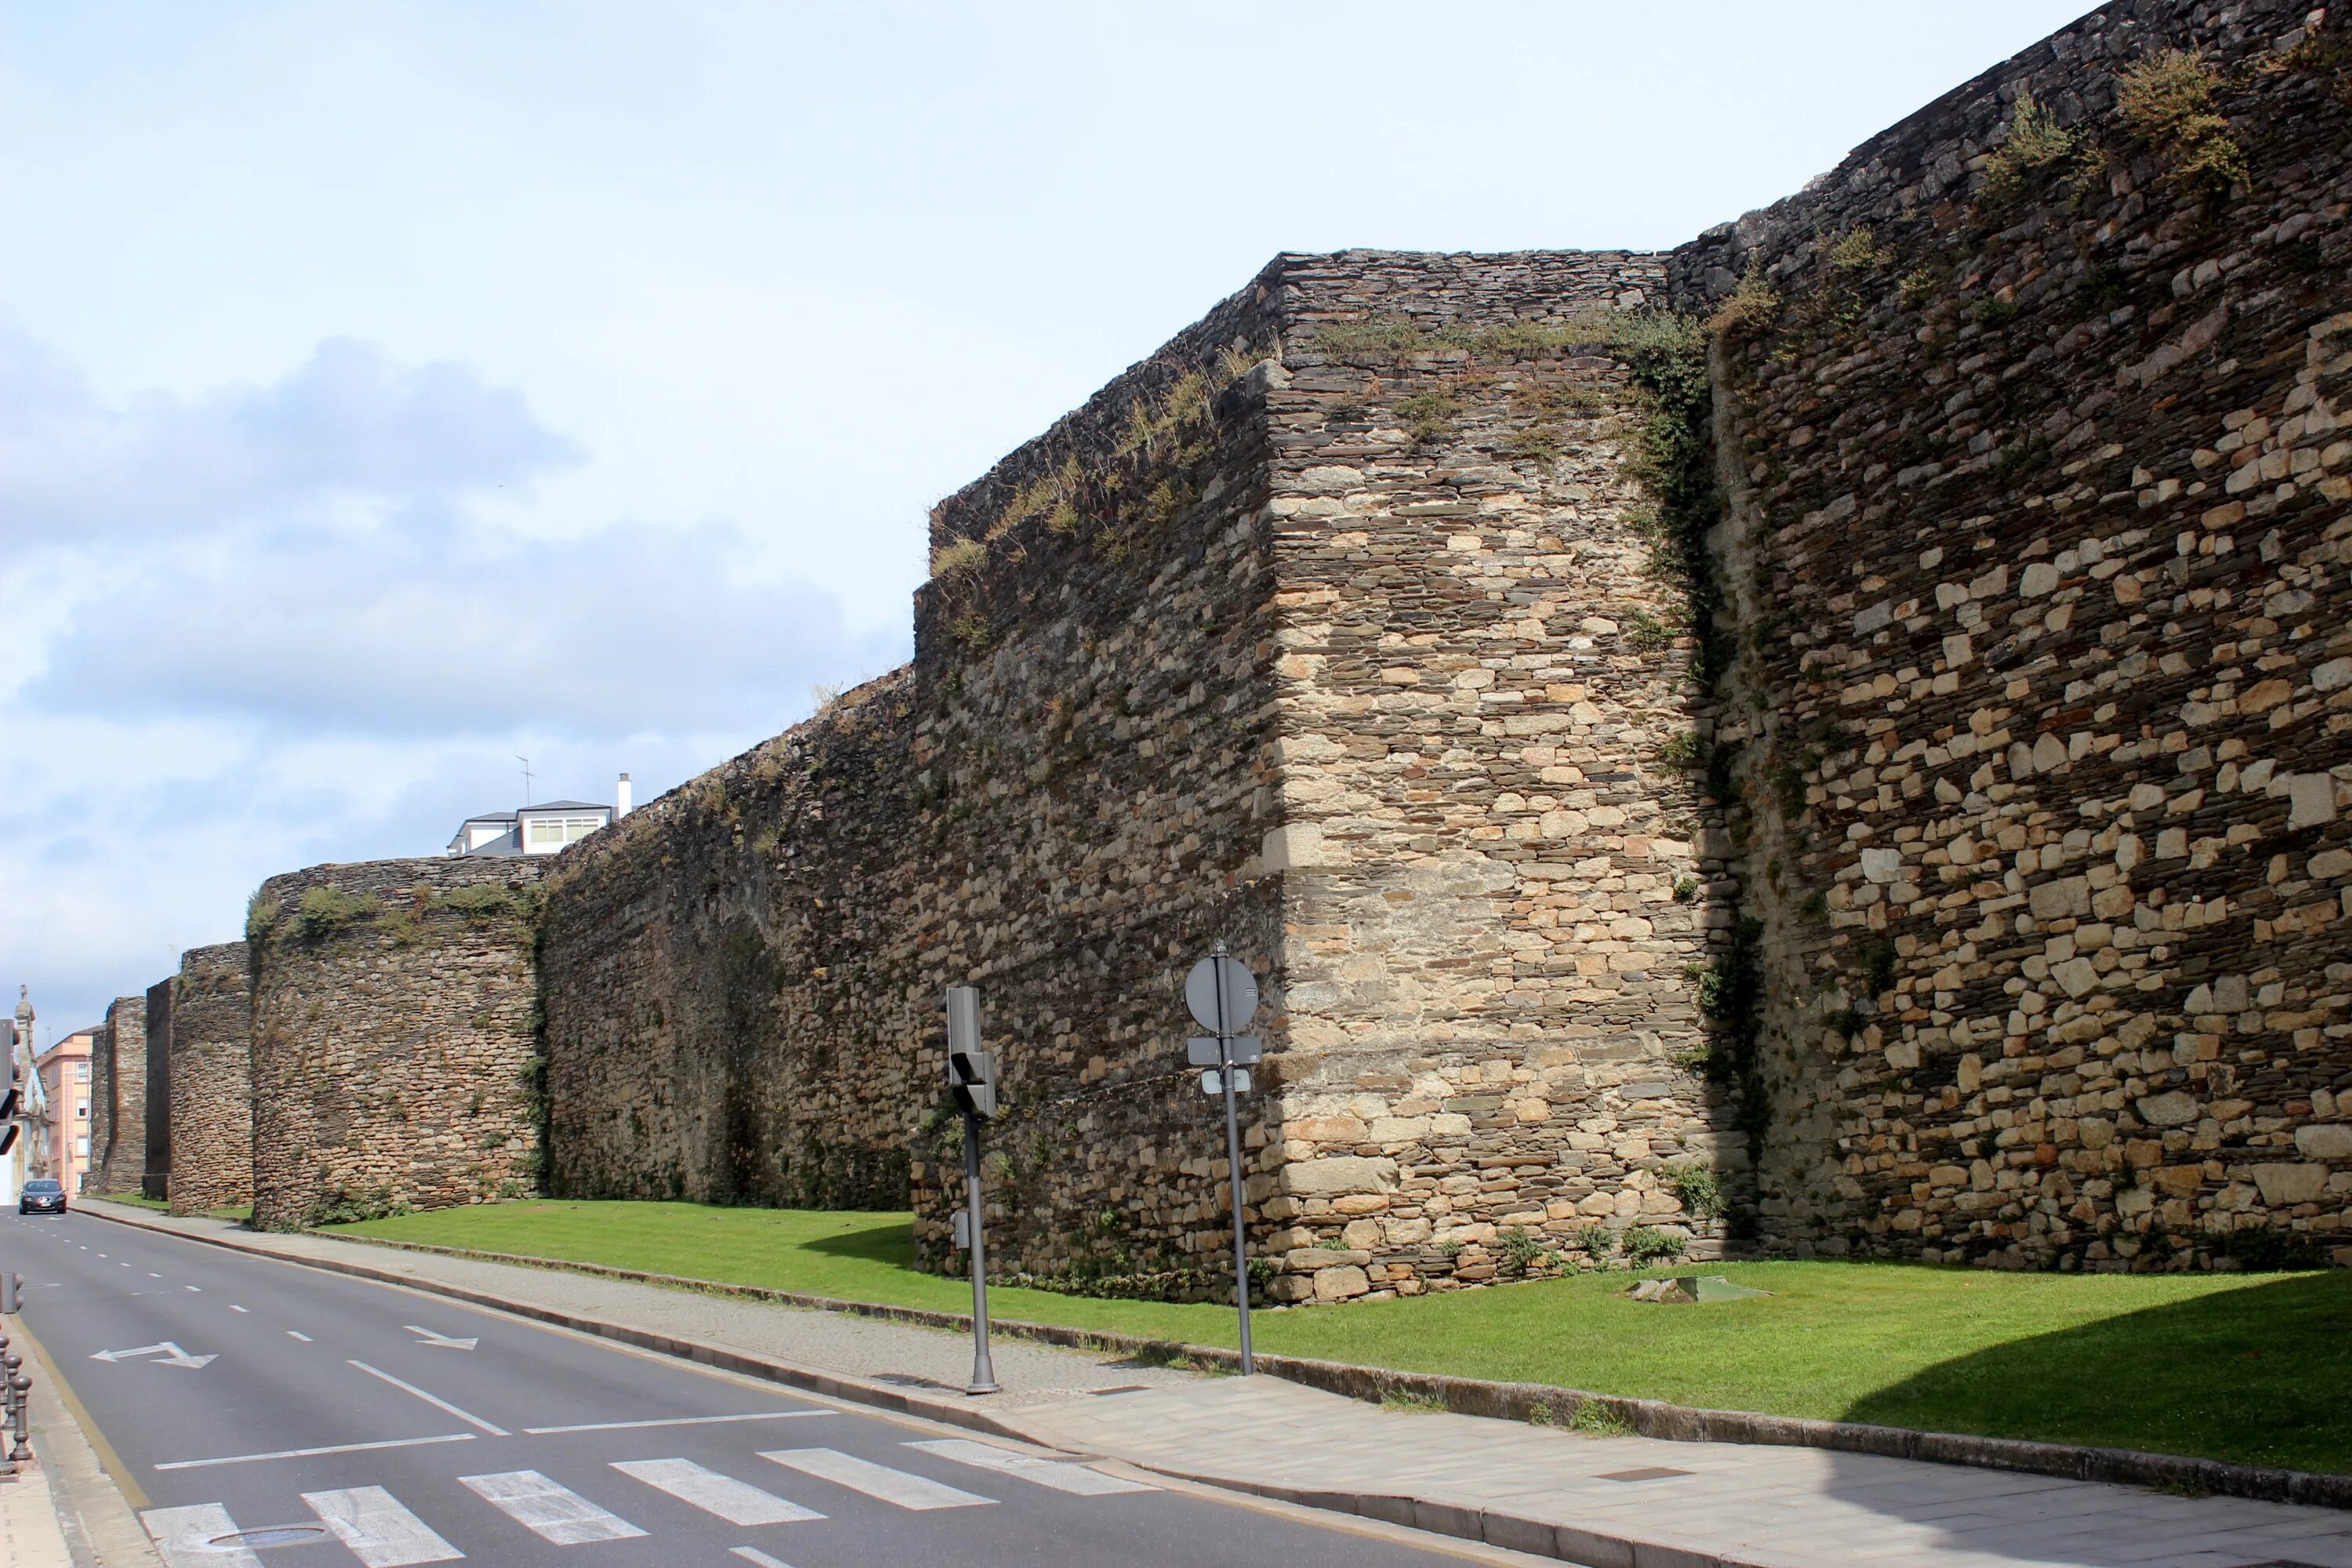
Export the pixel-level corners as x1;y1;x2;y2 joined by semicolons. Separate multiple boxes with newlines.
230;1305;251;1312
149;1272;162;1278
143;1503;263;1567
155;1432;476;1472
612;1457;822;1525
184;1285;201;1292
459;1471;646;1544
302;1484;464;1566
288;1331;314;1341
524;1410;830;1436
348;1361;510;1436
758;1449;993;1511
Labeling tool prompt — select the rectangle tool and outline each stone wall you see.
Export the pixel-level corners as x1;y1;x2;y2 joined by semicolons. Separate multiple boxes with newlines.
1665;0;2352;1268
541;249;1751;1298
89;994;146;1195
543;267;1297;1294
167;942;252;1217
230;0;2352;1278
142;977;172;1200
248;858;543;1231
1255;251;1737;1298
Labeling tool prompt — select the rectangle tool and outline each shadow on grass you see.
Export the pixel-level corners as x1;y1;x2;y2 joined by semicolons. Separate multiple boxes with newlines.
799;1218;918;1269
1842;1270;2352;1476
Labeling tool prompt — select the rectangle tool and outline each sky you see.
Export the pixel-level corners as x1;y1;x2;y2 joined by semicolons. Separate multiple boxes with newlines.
0;0;2101;1049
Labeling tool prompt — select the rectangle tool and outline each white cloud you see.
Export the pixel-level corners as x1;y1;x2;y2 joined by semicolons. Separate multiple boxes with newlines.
0;328;901;1036
0;322;579;549
30;510;903;737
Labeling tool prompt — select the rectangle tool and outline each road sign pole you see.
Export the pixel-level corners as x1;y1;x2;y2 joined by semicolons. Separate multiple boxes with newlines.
945;985;1000;1396
1210;942;1256;1375
1220;1036;1254;1375
961;1106;998;1395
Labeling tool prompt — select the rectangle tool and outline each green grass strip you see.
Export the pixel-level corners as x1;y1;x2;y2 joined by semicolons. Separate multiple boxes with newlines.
335;1200;2352;1475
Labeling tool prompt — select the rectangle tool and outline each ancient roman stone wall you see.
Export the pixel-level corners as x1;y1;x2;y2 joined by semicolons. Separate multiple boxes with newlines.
167;942;252;1217
541;250;1756;1298
143;977;172;1200
82;1018;110;1195
1666;0;2352;1268
252;0;2352;1279
90;994;146;1194
248;858;543;1231
1254;251;1739;1299
543;267;1295;1293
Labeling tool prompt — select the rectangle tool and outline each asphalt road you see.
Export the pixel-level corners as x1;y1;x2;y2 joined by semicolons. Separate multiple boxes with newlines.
2;1210;1504;1568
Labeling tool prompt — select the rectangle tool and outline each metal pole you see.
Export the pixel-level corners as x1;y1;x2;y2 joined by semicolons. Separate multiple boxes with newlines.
1221;1046;1254;1374
1211;942;1254;1376
962;1110;998;1395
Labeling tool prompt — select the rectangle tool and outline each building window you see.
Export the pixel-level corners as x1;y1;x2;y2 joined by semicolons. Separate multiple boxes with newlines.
78;1102;89;1119
528;815;604;847
75;1136;89;1156
76;1062;90;1081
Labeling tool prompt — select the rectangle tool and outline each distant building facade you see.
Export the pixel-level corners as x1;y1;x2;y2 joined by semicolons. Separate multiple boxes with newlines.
448;776;630;858
34;1026;96;1192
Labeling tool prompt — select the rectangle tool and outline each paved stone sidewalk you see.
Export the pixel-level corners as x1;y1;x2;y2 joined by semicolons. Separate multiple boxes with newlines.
1012;1377;2352;1568
84;1203;2352;1568
0;1454;75;1568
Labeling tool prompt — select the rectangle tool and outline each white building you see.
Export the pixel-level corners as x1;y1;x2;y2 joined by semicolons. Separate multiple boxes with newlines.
448;775;632;858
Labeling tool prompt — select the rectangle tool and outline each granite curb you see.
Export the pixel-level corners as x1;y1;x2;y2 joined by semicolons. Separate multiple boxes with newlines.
314;1227;2352;1513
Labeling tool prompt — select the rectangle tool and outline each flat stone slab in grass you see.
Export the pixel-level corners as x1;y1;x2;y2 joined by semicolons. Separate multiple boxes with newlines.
1628;1275;1773;1304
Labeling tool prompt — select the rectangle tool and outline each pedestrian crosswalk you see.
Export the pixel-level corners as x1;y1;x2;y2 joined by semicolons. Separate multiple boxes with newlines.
143;1440;1160;1563
612;1457;824;1526
459;1470;650;1545
303;1486;463;1566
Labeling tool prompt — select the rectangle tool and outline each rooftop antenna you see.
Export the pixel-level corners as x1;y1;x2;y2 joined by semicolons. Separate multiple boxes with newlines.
517;755;535;807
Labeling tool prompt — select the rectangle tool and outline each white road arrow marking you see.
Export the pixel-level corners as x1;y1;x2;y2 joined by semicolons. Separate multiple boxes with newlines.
90;1341;216;1370
403;1324;477;1351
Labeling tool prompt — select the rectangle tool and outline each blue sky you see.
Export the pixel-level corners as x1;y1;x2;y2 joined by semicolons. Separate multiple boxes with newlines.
0;0;2100;1047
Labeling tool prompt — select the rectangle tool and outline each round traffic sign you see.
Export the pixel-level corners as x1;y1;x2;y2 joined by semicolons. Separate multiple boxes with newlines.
1184;952;1259;1033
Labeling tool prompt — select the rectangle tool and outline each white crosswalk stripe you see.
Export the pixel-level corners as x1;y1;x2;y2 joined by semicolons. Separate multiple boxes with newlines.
612;1457;824;1525
143;1504;263;1568
303;1485;464;1565
905;1437;1160;1495
459;1469;648;1544
759;1447;995;1510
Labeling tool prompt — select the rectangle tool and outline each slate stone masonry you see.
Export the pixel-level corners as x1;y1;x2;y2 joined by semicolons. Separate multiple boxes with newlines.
248;858;544;1231
224;0;2351;1280
89;993;146;1196
167;942;252;1217
1665;0;2352;1267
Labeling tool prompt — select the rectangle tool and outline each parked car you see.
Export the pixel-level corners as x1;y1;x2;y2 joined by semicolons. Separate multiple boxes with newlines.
18;1177;67;1214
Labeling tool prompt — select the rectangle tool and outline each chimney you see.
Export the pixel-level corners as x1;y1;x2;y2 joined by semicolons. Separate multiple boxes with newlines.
615;772;633;817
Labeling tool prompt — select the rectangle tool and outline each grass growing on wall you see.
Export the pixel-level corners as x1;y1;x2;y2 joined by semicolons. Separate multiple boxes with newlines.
331;1201;2352;1474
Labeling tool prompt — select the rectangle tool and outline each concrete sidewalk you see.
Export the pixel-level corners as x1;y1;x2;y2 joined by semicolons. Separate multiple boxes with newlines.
82;1202;2352;1568
0;1451;75;1568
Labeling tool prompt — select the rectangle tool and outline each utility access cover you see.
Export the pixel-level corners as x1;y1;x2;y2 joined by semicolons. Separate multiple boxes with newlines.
1184;952;1259;1034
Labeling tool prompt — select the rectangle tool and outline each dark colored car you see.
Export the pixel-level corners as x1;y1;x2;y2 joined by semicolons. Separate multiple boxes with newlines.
18;1178;66;1215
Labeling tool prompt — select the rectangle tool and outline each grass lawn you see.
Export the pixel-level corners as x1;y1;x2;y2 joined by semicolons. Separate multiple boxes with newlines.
333;1200;2352;1475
